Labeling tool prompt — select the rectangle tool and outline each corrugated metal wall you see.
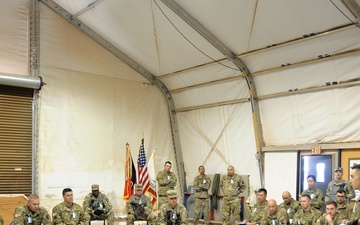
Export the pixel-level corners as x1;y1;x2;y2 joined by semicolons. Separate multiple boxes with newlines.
0;85;33;195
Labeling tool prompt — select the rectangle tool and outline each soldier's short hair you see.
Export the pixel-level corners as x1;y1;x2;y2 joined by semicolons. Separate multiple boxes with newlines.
258;188;267;195
198;165;205;170
325;201;337;207
28;194;39;201
307;175;316;182
165;161;172;165
300;194;311;200
351;163;360;170
336;189;345;194
62;188;73;195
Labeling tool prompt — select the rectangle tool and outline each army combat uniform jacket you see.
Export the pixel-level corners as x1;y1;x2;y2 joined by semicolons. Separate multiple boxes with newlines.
219;174;246;200
247;201;268;224
157;171;177;196
279;198;300;220
325;180;355;203
301;187;324;210
260;207;289;225
194;174;211;199
315;212;345;225
52;202;87;225
293;208;322;225
82;192;113;218
126;194;152;220
158;203;188;225
14;204;52;225
337;203;352;219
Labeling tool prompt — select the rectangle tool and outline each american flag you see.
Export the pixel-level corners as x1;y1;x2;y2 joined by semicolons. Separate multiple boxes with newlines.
137;138;150;192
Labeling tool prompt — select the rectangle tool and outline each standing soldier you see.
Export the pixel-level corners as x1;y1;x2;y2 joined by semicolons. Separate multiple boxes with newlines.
279;191;300;222
0;213;3;225
157;161;177;208
219;165;246;225
82;184;114;225
301;175;324;210
193;166;211;225
158;190;188;225
14;194;52;225
52;188;87;225
260;199;288;225
293;195;321;225
325;167;355;203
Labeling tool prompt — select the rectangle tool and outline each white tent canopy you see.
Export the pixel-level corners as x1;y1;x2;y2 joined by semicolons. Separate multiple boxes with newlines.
1;0;360;210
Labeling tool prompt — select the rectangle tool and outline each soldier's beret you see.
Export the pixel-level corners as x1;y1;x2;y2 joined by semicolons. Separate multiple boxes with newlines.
91;184;99;191
167;190;177;199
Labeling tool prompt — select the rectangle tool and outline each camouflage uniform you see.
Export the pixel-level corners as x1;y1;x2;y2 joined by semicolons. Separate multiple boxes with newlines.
126;194;153;225
220;174;246;225
0;214;4;225
315;212;345;225
14;204;52;225
337;202;352;219
293;207;322;225
52;202;87;225
279;198;300;220
157;170;177;208
325;180;355;203
158;202;188;225
260;207;288;225
348;198;360;225
247;201;268;224
301;188;324;210
193;174;211;225
82;192;114;225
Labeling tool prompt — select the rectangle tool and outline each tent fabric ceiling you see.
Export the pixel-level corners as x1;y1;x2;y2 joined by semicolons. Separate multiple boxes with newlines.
49;0;360;109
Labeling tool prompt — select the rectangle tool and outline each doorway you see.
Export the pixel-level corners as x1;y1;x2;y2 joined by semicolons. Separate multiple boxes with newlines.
300;153;337;212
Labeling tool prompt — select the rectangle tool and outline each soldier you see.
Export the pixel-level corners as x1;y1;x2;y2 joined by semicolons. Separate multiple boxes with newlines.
14;194;51;225
244;188;268;225
126;184;155;225
193;165;211;225
157;161;177;208
301;175;324;210
82;184;114;225
346;164;360;225
279;191;300;221
335;190;352;219
158;190;188;225
315;201;345;225
293;194;322;225
325;167;355;203
52;188;87;225
260;199;288;225
0;213;3;225
219;165;246;225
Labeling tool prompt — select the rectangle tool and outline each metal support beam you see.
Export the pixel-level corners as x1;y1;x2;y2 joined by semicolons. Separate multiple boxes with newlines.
39;0;186;192
341;0;360;24
161;0;265;186
73;0;106;18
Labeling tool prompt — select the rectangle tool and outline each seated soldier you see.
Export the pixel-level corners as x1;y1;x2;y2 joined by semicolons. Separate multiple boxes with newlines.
244;188;268;225
14;194;52;225
316;201;345;225
293;194;322;225
260;199;288;225
82;184;114;225
126;184;155;225
158;190;188;225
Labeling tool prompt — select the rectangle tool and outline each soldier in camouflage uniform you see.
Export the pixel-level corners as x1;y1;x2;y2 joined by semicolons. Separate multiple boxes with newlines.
82;184;114;225
193;166;211;225
157;161;177;208
158;190;188;225
293;195;322;225
279;191;300;221
260;199;288;225
245;188;268;225
301;175;324;210
126;184;155;225
52;188;87;225
335;190;352;219
315;201;345;225
347;164;360;225
0;213;3;225
220;165;246;225
14;194;51;225
325;167;355;203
